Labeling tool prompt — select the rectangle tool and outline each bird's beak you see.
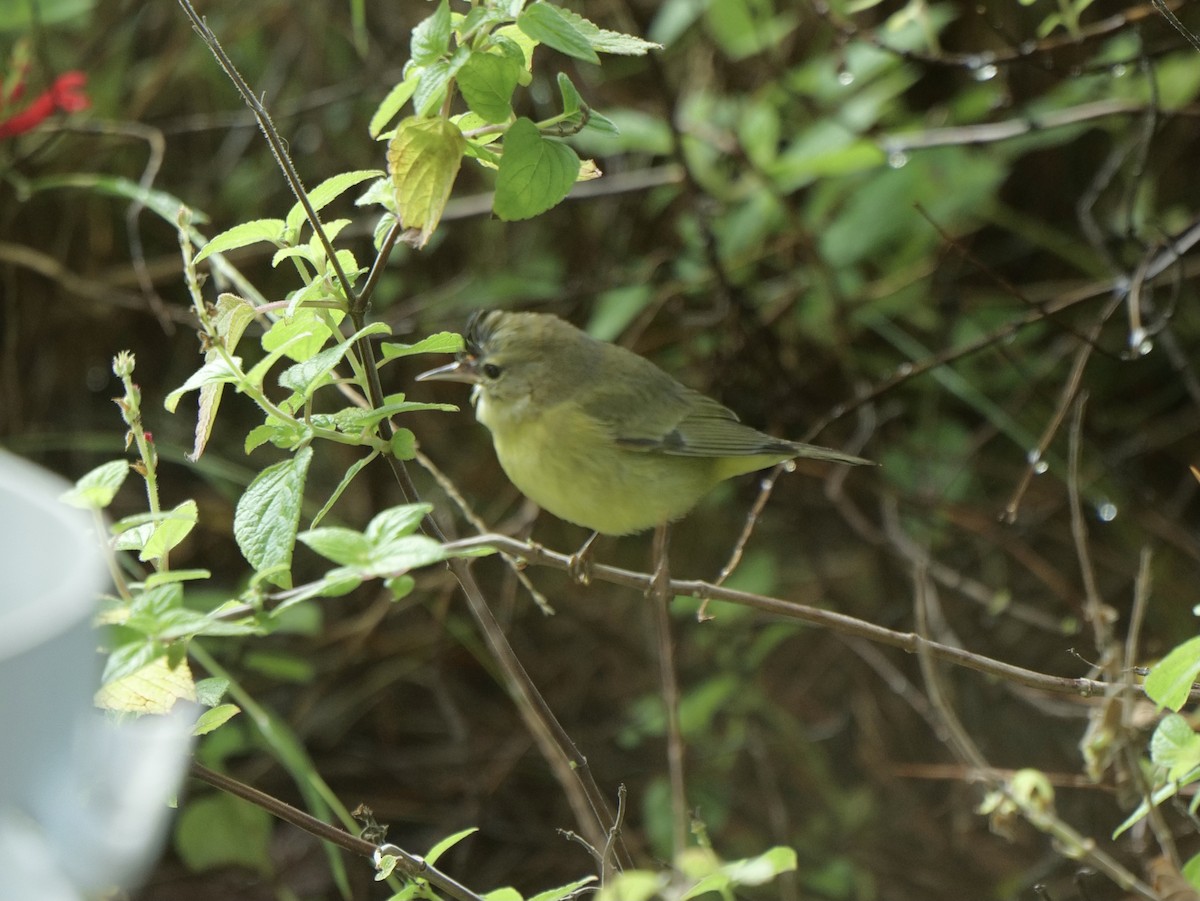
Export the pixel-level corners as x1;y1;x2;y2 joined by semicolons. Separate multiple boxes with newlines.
415;358;480;384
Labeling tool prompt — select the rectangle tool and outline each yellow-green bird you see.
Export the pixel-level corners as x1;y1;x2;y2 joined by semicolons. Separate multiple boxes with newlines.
417;310;874;538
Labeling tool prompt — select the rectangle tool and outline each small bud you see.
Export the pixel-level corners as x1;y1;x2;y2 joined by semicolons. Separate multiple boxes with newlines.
112;351;136;378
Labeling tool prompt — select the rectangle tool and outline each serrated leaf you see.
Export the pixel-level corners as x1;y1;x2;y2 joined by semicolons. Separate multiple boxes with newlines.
518;2;600;63
192;294;257;461
493;117;580;221
411;0;452;65
61;460;129;510
95;655;197;715
193;703;241;736
365;535;446;577
370;69;421;138
277;321;390;399
1146;636;1200;711
164;356;242;413
112;522;155;553
298;527;372;567
245;417;311;454
366;504;432;545
380;331;465;360
194;219;285;264
553;5;662;55
234;446;313;588
387;116;466;248
284;170;386;239
413;60;453;118
458;51;521;124
140;499;199;562
259;308;334;364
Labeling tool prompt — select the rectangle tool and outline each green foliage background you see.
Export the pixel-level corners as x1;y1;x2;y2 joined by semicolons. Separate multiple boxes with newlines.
3;0;1200;899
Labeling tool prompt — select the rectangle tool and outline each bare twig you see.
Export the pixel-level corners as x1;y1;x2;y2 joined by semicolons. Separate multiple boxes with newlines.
1004;294;1122;522
441;533;1198;703
1067;395;1116;673
190;762;487;901
651;524;688;858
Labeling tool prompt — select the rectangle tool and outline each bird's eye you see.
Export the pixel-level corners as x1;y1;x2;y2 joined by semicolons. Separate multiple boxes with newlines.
481;363;502;380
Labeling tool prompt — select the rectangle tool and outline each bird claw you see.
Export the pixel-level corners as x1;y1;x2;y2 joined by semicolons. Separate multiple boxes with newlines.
567;551;593;585
567;532;599;585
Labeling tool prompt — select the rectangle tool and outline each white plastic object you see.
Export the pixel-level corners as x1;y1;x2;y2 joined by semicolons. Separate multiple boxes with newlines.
0;450;193;899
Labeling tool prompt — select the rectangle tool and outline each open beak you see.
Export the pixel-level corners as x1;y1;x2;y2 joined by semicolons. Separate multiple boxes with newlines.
415;358;480;384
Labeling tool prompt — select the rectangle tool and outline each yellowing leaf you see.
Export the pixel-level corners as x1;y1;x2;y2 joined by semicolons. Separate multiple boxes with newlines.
95;656;197;715
387;116;466;249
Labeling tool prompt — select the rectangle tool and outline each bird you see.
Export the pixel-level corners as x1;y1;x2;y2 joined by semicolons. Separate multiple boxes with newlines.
416;309;874;545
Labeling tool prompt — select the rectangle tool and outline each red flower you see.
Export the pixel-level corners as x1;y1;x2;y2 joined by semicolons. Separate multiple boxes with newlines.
0;70;89;140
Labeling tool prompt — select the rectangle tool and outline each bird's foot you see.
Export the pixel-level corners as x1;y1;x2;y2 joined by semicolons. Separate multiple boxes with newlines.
567;532;599;585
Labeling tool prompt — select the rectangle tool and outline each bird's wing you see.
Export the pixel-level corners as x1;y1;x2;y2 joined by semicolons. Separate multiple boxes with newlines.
584;378;790;458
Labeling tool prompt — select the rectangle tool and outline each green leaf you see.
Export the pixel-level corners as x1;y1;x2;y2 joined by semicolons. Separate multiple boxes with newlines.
413;60;454;118
233;446;313;588
425;827;478;865
387;116;467;248
27;173;208;227
175;792;272;876
311;451;379;528
277;321;390;399
193;703;241;736
556;71;583;117
718;846;798;885
298;527;372;567
1151;714;1200;781
551;5;662;55
142;569;211;589
1183;853;1200;893
380;331;464;360
411;0;452;65
390;428;417;460
194;677;230;707
528;877;597;901
284;170;386;240
386;574;415;600
518;2;600;63
458;51;521;124
366;504;432;545
194;219;285;264
164;356;242;413
191;294;258;461
95;655;197;715
259;308;335;364
1146;636;1200;711
493;117;580;221
140;499;199;562
370;69;421;138
60;460;128;510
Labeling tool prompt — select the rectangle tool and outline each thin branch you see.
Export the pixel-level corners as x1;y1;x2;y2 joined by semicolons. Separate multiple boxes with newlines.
190;762;487;901
175;2;357;311
651;524;688;857
442;533;1197;703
